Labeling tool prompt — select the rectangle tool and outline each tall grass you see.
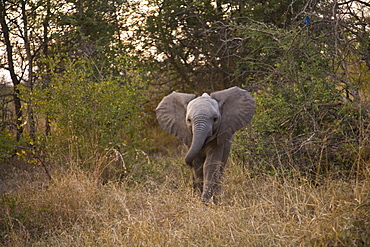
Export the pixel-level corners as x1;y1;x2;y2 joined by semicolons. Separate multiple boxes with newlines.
1;153;368;246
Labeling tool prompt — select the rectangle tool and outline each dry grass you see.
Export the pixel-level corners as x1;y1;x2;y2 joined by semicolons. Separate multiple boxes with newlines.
1;155;369;246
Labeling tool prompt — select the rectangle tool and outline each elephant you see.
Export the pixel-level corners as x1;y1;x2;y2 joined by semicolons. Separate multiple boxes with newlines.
156;86;255;204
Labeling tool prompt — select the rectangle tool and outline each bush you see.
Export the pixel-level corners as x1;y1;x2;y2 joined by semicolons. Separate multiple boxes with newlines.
0;129;13;161
231;24;370;179
29;58;149;180
233;83;369;180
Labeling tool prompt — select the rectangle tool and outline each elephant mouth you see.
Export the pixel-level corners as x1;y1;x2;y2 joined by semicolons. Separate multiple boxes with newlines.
205;134;216;144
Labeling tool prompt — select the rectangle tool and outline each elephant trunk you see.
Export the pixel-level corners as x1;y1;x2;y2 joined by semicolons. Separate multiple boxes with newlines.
185;118;210;166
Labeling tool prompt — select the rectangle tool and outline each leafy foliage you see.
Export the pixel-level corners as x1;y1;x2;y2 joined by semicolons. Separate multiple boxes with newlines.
231;20;370;178
21;57;148;177
0;129;13;161
0;1;369;245
0;0;369;181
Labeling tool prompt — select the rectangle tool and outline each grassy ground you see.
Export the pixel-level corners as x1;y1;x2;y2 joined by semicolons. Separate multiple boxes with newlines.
1;153;369;246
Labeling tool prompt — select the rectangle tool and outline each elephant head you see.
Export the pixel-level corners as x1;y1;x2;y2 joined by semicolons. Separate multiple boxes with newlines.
156;86;255;166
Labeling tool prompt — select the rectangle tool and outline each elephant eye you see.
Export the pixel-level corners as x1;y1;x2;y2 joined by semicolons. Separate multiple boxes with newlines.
187;118;191;123
213;117;218;122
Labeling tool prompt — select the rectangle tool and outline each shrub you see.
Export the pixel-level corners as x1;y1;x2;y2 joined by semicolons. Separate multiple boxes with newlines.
29;58;149;179
231;25;370;179
0;129;13;161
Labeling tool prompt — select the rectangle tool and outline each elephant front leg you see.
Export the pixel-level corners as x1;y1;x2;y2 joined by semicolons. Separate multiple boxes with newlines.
191;156;205;196
201;144;227;204
192;165;203;195
201;162;224;204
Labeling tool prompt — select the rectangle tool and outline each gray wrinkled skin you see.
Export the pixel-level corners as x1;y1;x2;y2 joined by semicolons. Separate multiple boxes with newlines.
156;87;255;204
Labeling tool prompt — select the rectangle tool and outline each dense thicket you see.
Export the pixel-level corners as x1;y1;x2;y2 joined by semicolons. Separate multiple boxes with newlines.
0;0;369;179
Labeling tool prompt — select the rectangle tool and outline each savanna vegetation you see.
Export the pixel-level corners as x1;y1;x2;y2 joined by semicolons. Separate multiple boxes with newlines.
0;0;369;246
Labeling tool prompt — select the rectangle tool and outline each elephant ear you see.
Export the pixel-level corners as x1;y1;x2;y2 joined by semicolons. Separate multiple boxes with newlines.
156;92;196;147
210;86;255;145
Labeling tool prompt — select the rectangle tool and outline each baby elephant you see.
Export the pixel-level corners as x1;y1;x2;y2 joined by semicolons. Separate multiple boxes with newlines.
156;86;255;204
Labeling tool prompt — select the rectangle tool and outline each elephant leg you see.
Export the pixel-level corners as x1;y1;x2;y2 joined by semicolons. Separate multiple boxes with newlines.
191;155;205;195
202;163;223;204
201;143;230;204
221;139;233;164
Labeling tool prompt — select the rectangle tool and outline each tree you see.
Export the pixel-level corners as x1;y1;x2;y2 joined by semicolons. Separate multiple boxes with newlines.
0;0;58;142
233;0;370;177
139;0;369;176
0;0;137;141
138;0;310;93
51;0;136;79
0;0;32;141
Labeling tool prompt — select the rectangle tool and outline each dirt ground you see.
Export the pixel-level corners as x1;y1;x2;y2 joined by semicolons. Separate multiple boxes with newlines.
0;157;51;195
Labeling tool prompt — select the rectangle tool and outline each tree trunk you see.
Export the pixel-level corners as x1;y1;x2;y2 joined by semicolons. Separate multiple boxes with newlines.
43;0;51;136
21;0;36;144
0;1;23;141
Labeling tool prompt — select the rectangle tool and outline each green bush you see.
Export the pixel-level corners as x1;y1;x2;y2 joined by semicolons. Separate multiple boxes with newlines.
29;58;149;179
231;25;370;179
234;90;369;180
0;129;13;161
